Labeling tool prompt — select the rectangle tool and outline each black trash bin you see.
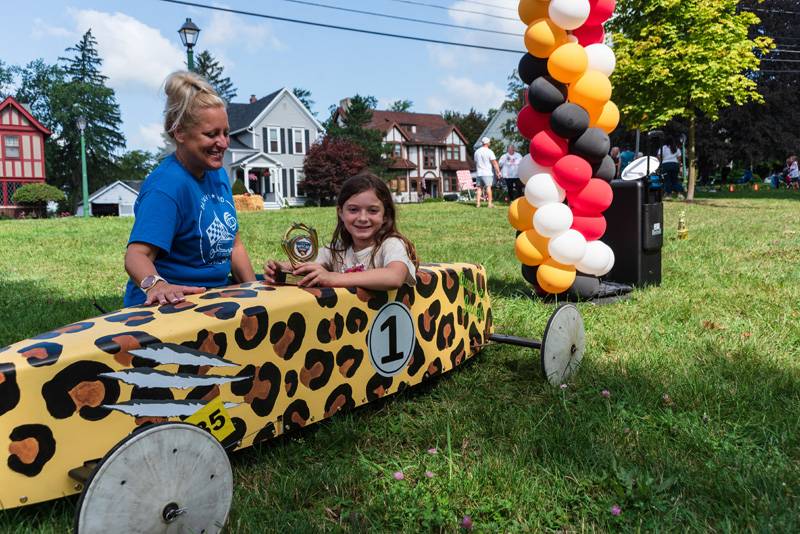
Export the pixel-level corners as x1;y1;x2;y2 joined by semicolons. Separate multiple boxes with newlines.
603;178;663;287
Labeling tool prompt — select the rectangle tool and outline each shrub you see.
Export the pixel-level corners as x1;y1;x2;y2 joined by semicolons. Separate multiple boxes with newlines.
12;183;65;206
232;178;247;195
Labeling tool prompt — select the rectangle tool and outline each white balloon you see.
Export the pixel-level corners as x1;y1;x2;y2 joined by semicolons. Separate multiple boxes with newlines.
525;172;566;208
585;43;616;77
548;229;587;266
576;240;613;275
533;203;573;238
518;154;552;185
599;245;615;276
549;0;591;31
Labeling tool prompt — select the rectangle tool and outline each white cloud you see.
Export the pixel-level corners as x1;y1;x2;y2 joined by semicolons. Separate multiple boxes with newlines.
71;10;184;91
31;18;75;40
133;122;165;152
202;9;282;54
425;75;505;113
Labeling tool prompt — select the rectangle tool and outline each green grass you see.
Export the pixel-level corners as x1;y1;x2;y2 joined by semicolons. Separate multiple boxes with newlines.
1;192;799;532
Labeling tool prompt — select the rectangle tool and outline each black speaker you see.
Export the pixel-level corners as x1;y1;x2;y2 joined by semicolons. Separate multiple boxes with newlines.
603;179;663;286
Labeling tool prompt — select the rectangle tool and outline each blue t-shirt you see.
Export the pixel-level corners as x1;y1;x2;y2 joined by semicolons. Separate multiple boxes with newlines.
123;154;238;306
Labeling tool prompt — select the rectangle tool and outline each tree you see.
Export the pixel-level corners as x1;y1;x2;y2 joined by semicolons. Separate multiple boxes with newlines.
609;0;772;199
109;150;158;183
12;183;64;217
441;109;489;157
325;94;389;174
195;50;237;103
293;88;316;116
0;60;12;99
389;99;413;112
499;69;528;154
302;137;367;205
49;30;126;209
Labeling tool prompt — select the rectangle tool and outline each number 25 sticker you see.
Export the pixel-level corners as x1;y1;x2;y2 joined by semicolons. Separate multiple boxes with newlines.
185;396;236;442
368;302;416;377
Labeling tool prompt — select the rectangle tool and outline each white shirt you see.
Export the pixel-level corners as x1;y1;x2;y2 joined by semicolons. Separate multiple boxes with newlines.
658;145;681;164
315;237;417;286
474;146;497;177
498;152;523;178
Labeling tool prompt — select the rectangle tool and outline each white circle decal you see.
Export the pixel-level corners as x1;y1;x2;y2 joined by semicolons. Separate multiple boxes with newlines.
367;302;416;377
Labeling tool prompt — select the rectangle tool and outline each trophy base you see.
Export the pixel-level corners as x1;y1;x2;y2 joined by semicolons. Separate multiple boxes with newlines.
275;270;304;286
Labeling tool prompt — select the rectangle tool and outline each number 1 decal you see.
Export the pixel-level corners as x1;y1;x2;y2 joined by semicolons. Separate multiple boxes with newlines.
368;302;415;377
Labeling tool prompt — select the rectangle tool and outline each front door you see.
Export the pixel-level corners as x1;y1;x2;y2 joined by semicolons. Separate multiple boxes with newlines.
425;178;439;198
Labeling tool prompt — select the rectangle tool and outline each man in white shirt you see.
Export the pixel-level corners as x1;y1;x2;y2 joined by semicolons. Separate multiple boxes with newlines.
498;145;523;201
474;137;501;208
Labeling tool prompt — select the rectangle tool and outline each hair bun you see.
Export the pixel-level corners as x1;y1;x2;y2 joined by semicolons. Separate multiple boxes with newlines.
163;70;225;138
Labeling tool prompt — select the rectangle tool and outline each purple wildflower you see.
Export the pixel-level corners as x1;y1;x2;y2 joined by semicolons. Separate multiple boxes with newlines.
427;447;438;455
461;515;473;530
425;470;434;478
611;505;621;516
393;471;404;481
601;389;611;398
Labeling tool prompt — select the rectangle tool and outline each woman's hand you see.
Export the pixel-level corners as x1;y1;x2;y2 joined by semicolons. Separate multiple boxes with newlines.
263;259;293;284
293;263;340;288
144;281;206;306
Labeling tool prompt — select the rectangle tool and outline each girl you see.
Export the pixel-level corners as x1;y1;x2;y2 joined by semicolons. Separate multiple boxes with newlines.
264;172;418;290
657;137;684;199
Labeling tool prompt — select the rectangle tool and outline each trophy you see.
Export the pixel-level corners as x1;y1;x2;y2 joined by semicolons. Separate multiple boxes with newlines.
277;222;319;285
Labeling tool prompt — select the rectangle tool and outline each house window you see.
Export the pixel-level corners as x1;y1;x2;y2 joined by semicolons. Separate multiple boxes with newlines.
445;145;459;160
268;128;280;153
442;177;450;193
410;179;418;192
4;136;20;159
423;147;436;169
293;128;305;154
294;168;306;197
392;144;402;158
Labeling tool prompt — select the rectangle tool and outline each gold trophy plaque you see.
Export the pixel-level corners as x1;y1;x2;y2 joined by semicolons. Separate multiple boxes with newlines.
278;222;319;285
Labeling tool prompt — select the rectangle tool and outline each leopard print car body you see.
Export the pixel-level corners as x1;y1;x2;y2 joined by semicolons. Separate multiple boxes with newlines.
0;263;492;509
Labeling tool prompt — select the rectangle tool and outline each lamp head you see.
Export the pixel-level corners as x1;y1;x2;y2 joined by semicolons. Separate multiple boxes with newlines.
178;18;200;48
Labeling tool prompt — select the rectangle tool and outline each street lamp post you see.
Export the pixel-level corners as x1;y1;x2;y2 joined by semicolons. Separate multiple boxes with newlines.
76;115;89;218
178;18;201;71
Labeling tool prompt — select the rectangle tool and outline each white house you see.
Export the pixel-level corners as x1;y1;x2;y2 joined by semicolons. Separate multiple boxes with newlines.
333;103;473;202
225;88;325;208
76;180;142;217
474;107;518;152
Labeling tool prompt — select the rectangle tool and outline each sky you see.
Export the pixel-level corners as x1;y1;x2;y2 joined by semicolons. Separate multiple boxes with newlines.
0;0;525;152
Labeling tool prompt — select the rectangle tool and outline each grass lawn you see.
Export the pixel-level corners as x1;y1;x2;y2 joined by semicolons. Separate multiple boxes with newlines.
1;191;799;532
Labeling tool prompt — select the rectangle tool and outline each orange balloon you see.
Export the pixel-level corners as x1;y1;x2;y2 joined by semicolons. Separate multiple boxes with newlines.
524;18;568;58
547;42;589;84
568;70;613;111
518;0;550;25
515;229;550;266
590;100;620;133
536;257;576;293
508;198;537;231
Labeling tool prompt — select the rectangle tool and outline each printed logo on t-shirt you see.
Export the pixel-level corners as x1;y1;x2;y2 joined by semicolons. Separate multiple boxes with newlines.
198;193;237;264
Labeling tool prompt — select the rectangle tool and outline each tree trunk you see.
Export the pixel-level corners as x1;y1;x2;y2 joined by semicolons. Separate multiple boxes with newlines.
686;114;697;201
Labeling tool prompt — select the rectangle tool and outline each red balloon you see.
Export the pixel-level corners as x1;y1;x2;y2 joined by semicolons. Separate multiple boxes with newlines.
572;24;605;47
517;105;550;140
567;178;614;214
571;213;607;241
553;155;592;192
586;0;616;26
530;129;568;167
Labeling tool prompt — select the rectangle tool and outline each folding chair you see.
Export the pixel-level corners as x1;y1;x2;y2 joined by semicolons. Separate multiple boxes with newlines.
456;170;475;202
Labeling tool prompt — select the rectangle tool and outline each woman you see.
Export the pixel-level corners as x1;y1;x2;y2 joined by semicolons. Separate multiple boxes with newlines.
123;71;256;307
657;137;684;199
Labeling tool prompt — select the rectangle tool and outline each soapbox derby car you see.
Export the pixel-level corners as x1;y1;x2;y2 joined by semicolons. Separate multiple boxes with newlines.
0;262;585;533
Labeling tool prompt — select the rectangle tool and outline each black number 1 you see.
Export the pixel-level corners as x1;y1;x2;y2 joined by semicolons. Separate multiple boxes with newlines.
380;315;404;364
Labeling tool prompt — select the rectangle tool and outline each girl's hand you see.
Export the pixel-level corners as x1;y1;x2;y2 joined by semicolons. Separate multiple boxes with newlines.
293;263;339;288
144;281;205;306
263;260;292;284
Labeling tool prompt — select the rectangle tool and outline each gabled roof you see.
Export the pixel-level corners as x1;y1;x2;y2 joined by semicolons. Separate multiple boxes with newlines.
366;110;468;146
0;96;52;136
475;107;517;149
88;180;142;202
227;88;325;136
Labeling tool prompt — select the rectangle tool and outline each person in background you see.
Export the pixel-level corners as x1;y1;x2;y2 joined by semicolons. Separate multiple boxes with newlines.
473;137;502;208
789;155;799;189
123;71;257;307
618;147;635;179
657;137;684;199
498;144;523;201
610;146;621;180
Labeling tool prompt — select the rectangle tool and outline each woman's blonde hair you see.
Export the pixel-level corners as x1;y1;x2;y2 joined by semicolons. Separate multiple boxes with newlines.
163;71;225;138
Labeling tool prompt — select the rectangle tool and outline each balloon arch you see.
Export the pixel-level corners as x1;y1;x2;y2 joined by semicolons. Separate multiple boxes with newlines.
508;0;618;294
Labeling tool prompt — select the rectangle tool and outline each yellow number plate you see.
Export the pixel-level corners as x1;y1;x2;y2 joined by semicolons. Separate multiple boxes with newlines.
185;397;235;442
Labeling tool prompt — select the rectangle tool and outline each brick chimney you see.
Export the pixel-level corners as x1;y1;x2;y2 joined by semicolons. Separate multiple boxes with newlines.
249;94;257;104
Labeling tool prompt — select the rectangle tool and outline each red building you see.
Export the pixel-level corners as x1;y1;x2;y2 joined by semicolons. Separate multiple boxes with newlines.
0;96;52;215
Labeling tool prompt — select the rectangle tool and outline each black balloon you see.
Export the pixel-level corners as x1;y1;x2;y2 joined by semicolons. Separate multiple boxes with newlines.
528;76;567;114
518;53;549;85
569;128;610;164
550;103;589;139
593;155;616;182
